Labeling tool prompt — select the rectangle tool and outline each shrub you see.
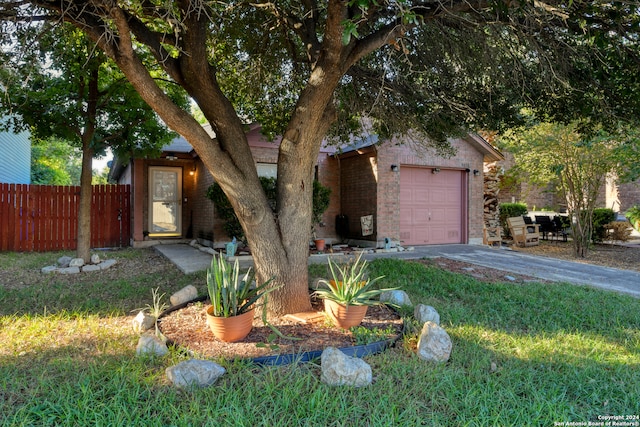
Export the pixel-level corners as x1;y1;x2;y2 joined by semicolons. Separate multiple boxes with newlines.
592;208;616;243
499;202;528;238
207;177;330;243
626;205;640;232
603;221;632;242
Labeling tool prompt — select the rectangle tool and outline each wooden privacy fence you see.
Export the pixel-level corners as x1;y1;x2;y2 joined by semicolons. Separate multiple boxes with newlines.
0;184;130;252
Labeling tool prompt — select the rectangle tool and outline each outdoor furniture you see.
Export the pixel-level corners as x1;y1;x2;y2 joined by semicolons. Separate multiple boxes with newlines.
534;215;556;240
483;226;502;247
552;216;569;242
507;216;540;247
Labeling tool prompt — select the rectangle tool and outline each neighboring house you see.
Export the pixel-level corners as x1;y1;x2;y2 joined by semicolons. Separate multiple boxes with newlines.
109;124;503;248
0;118;31;184
498;152;640;214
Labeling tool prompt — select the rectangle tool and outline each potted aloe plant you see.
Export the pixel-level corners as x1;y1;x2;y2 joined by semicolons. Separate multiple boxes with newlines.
205;253;275;342
314;252;396;328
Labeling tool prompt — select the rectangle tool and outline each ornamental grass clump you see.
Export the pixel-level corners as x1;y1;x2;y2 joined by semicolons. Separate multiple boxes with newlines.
206;253;275;318
315;252;396;306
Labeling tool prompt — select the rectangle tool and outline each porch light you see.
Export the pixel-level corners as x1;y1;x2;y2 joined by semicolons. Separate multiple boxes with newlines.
432;168;440;174
473;169;480;176
390;164;399;172
189;165;196;176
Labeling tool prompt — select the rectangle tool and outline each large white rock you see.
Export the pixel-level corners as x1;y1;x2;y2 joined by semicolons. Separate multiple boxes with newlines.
90;254;101;264
380;290;412;307
132;310;157;334
99;259;117;270
417;321;452;363
41;265;58;274
136;334;168;357
414;304;440;325
69;258;85;268
166;360;226;389
170;285;198;306
320;347;372;387
57;256;72;267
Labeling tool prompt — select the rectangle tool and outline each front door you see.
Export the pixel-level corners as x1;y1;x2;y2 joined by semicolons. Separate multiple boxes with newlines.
149;167;182;237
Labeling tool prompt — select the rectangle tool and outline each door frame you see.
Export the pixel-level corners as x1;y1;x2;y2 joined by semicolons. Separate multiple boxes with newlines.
148;166;182;237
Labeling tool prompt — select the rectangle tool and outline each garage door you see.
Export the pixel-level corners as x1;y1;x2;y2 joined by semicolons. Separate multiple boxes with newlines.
400;167;465;245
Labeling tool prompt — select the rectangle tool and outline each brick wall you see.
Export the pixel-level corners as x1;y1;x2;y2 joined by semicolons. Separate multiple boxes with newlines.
379;138;486;243
316;152;340;240
337;136;487;246
340;150;378;242
190;159;216;244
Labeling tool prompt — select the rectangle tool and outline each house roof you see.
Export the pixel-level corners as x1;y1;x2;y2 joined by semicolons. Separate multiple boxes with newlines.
333;132;504;162
464;133;504;162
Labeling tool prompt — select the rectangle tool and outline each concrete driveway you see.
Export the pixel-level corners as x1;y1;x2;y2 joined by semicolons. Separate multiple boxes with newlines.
154;243;640;298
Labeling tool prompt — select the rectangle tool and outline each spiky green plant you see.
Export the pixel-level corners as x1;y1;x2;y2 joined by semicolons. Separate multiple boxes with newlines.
314;252;396;306
206;254;276;318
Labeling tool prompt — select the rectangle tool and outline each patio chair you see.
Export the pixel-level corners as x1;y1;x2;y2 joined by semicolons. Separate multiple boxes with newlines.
552;215;569;242
507;216;540;247
483;226;502;247
534;215;556;240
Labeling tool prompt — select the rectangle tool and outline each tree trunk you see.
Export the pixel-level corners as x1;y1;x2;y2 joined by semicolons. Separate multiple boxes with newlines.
74;1;352;316
76;141;94;262
76;65;99;262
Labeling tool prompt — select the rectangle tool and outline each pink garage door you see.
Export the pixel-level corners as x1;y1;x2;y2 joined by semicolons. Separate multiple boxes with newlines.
400;167;466;245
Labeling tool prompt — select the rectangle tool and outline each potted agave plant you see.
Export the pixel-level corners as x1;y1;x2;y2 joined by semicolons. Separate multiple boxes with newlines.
314;252;396;329
206;253;275;342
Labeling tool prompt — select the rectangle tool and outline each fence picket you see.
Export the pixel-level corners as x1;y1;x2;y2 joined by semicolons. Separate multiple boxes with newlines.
0;184;130;252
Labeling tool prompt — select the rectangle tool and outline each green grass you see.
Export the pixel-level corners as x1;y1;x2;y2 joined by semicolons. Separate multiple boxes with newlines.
1;252;639;426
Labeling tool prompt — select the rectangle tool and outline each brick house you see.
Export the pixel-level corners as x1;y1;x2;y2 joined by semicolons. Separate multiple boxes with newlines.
498;151;640;215
110;124;502;248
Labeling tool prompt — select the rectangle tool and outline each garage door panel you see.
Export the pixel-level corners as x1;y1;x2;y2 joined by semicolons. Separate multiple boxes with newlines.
399;168;465;245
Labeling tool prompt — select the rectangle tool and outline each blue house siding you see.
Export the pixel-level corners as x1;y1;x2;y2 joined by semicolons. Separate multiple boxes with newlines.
0;127;31;184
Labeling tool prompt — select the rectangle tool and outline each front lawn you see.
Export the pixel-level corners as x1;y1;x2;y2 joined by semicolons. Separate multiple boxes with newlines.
0;249;638;426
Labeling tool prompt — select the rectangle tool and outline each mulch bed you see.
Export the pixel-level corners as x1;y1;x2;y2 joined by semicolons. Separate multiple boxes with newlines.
158;295;403;361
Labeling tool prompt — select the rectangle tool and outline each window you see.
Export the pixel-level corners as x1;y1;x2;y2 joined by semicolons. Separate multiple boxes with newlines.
257;163;277;178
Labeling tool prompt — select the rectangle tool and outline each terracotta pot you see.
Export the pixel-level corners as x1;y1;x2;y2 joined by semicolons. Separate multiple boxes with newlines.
314;239;326;251
323;299;368;329
206;306;255;342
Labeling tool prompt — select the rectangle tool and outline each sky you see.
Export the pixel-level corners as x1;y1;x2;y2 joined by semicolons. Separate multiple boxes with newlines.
93;148;112;172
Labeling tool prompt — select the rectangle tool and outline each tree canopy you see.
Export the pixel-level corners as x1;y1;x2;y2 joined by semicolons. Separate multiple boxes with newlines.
1;22;185;260
499;116;639;256
1;0;639;315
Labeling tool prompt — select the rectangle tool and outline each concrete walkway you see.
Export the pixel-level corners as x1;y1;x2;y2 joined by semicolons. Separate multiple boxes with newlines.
153;243;640;298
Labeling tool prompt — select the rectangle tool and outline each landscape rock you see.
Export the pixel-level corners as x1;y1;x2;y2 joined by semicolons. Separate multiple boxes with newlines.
504;275;516;282
170;285;198;306
414;304;440;325
380;290;412;307
57;256;72;268
136;334;168;356
82;264;101;272
69;258;85;268
166;359;226;389
320;347;372;387
90;254;101;264
58;267;80;274
41;265;58;274
99;259;117;270
417;321;452;363
132;310;157;333
199;246;217;255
